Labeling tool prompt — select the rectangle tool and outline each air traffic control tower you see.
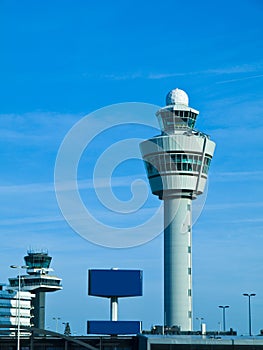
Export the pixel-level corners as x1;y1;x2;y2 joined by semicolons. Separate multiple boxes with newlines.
140;88;215;331
9;250;62;330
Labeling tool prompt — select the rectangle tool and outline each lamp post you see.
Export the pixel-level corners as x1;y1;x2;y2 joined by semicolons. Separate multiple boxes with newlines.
196;317;204;331
52;317;61;333
10;265;28;350
218;305;229;332
243;293;256;336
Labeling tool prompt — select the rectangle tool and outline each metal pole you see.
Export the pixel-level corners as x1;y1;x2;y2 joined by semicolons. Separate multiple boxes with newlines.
110;296;118;321
53;317;61;333
30;330;34;350
196;317;204;331
10;265;28;350
248;296;252;336
218;306;229;332
17;268;21;350
243;293;256;336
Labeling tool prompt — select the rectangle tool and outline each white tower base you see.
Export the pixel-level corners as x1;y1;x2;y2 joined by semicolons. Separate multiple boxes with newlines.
164;197;192;331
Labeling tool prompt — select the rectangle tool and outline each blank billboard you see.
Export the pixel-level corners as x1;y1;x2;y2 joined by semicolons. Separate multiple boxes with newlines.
88;269;143;297
87;320;141;335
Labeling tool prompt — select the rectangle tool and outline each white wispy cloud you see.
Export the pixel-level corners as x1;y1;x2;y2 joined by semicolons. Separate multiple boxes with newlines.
0;112;81;143
102;72;144;80
147;72;194;80
100;62;263;81
0;182;54;194
218;217;263;224
0;201;161;229
0;215;64;226
216;74;263;84
0;174;148;194
1;169;262;195
211;170;263;182
205;201;263;211
102;71;196;80
205;63;263;75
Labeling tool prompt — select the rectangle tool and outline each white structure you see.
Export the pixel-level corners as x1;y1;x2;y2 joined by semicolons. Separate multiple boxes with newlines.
140;88;215;331
9;250;62;330
0;286;33;334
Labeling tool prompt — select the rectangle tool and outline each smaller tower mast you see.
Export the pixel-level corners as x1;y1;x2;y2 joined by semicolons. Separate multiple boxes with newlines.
9;250;62;330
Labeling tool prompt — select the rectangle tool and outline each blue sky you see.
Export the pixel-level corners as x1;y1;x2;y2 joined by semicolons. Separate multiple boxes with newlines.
0;0;263;336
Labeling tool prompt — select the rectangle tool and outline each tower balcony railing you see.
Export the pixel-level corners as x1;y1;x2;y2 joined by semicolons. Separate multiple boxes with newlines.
9;278;62;288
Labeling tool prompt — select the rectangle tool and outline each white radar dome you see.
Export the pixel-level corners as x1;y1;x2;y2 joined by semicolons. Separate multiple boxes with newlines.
166;88;189;106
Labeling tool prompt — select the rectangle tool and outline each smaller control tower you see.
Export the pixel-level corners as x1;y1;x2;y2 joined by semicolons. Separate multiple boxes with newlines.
9;250;62;330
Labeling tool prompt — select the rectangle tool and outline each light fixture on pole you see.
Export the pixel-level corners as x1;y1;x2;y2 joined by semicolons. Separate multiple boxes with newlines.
243;293;256;336
196;317;204;330
10;265;28;350
218;305;229;332
52;317;61;333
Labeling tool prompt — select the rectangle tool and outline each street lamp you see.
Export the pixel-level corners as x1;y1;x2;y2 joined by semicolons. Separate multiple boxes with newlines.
10;265;28;350
52;317;61;333
243;293;256;336
196;317;204;331
218;305;229;332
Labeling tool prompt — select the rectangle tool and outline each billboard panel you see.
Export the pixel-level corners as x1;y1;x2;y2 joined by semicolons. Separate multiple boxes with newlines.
88;269;143;297
87;320;141;335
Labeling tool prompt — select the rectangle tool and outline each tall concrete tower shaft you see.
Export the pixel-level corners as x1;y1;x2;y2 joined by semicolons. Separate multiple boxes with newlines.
140;88;215;331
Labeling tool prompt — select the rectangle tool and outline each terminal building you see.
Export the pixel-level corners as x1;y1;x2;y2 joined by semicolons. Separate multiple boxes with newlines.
0;285;33;335
0;331;263;350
